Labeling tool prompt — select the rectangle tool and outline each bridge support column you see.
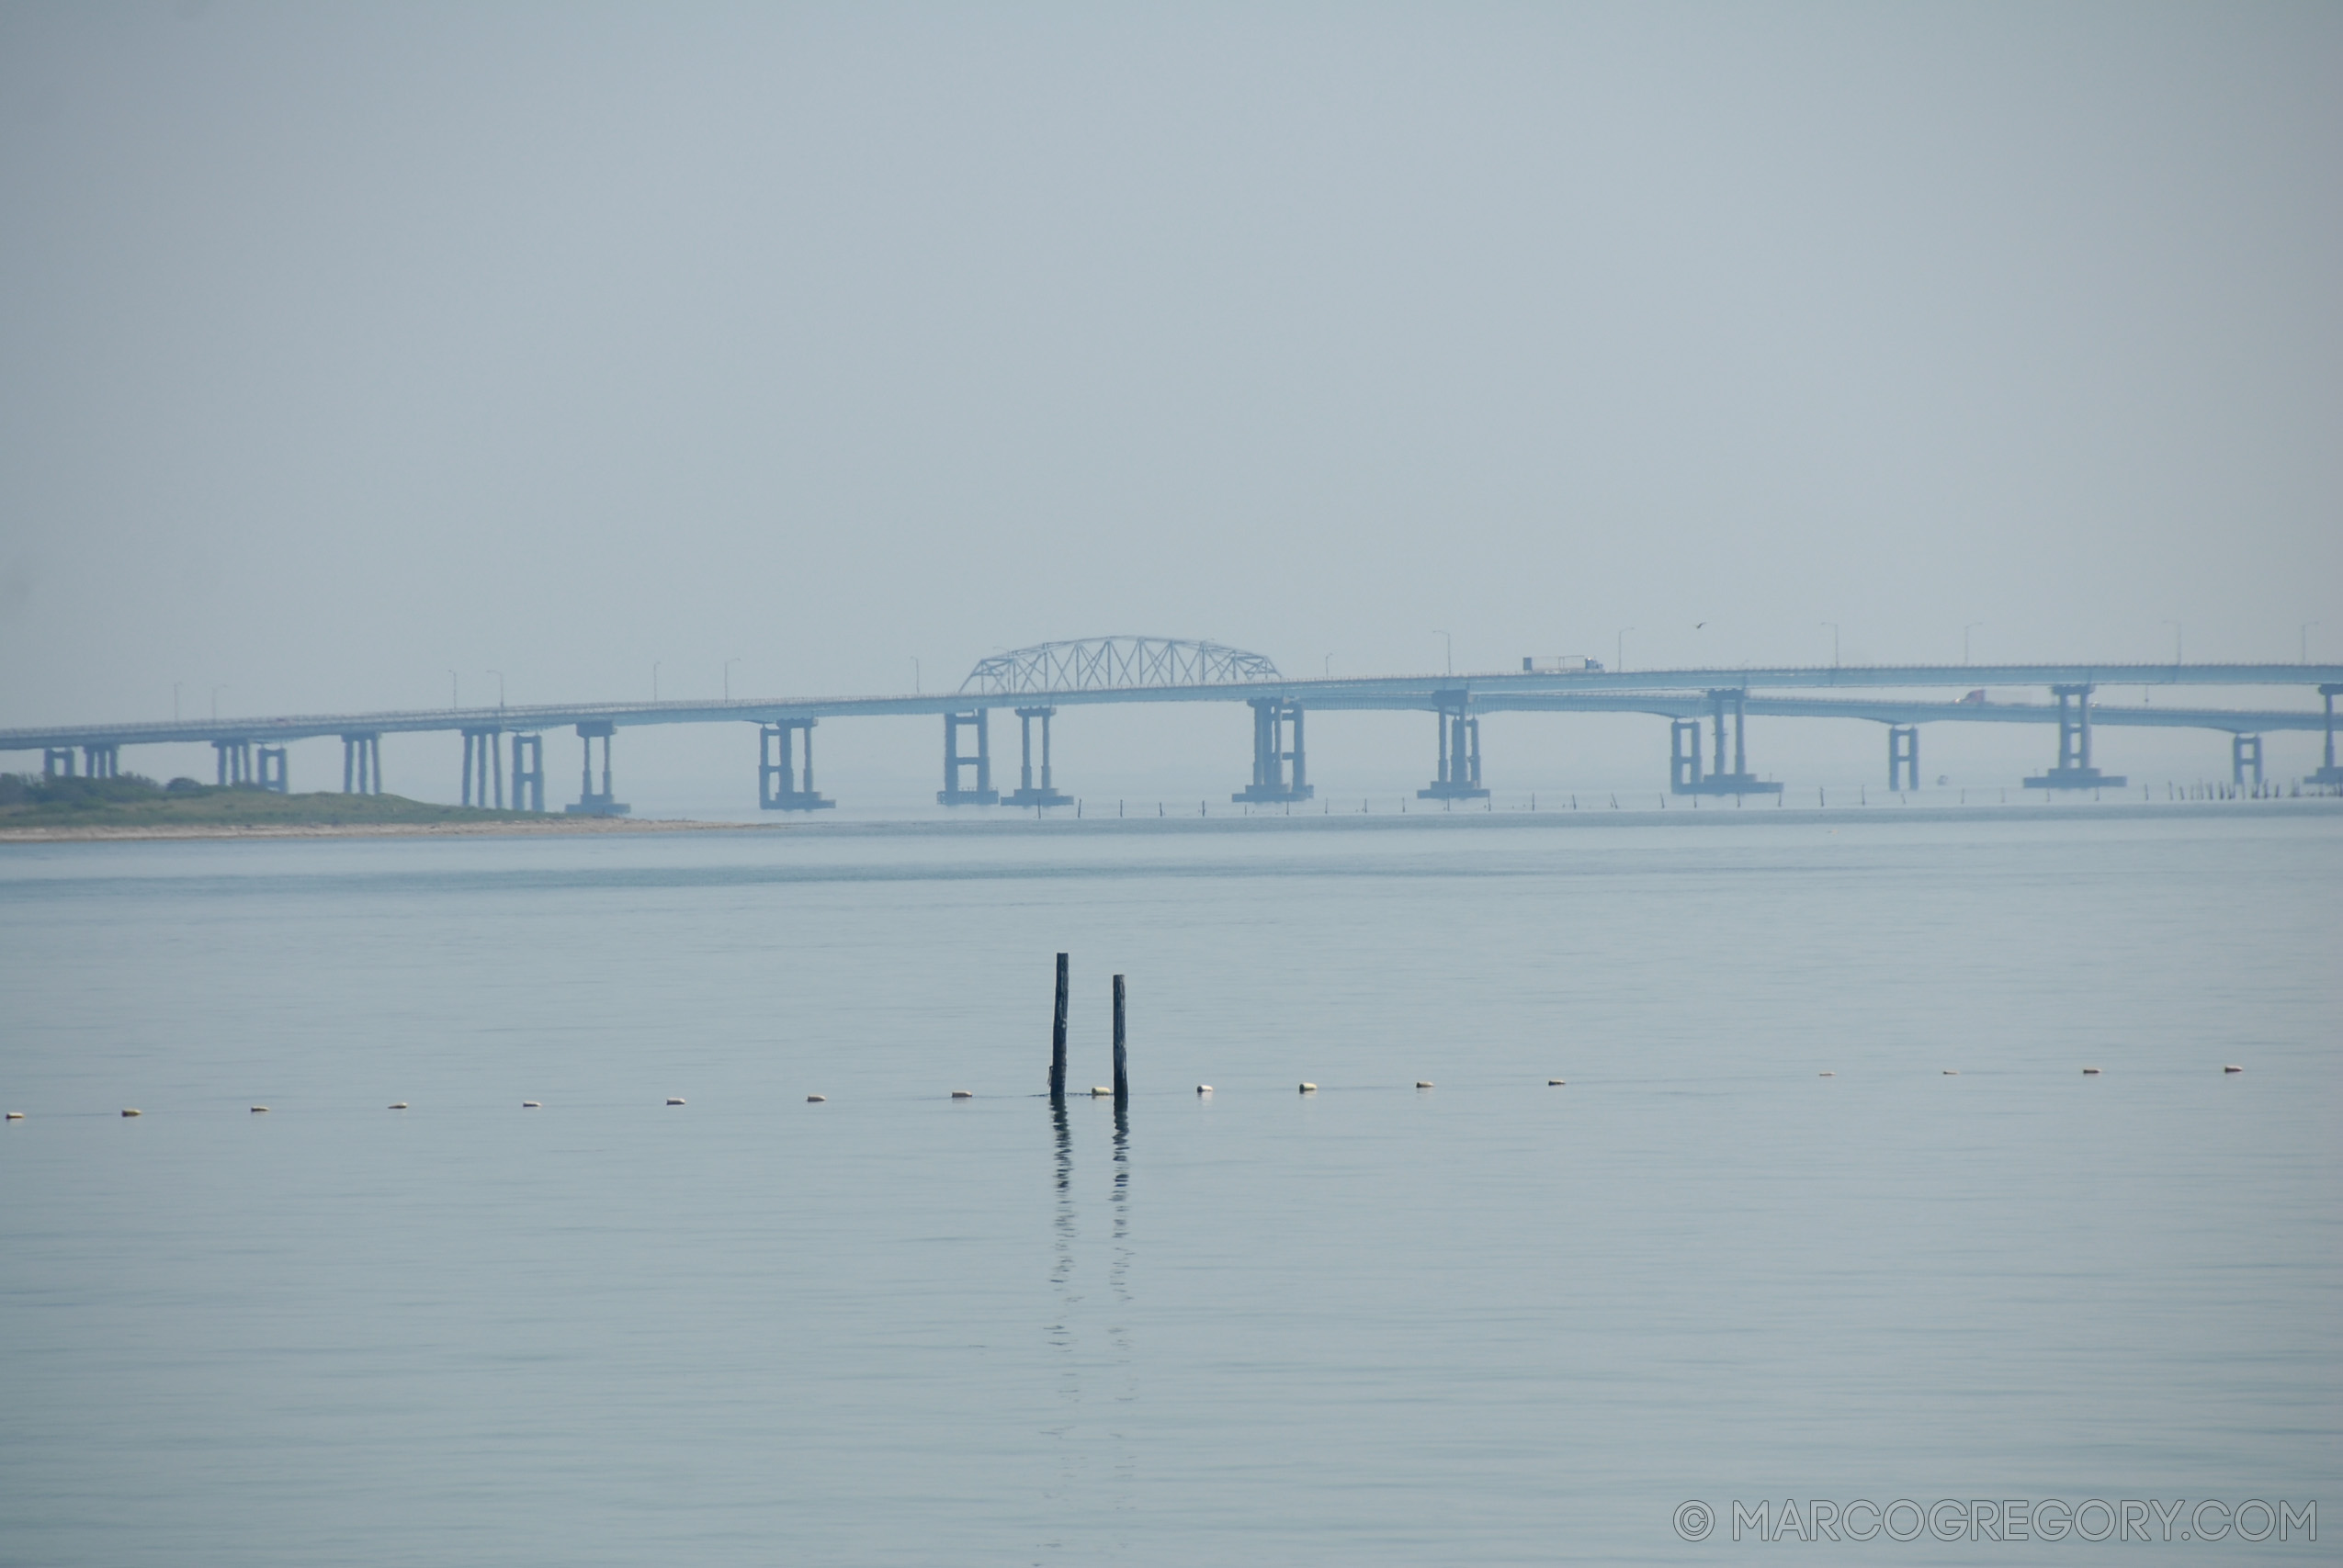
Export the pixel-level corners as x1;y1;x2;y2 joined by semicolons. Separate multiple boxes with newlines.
1670;719;1703;792
82;744;119;779
2024;684;2124;790
460;727;504;808
213;739;254;786
938;710;998;805
1672;690;1782;795
1888;726;1920;791
255;746;289;794
510;733;544;811
1005;707;1073;808
2232;733;2263;787
564;721;630;816
760;720;834;810
2310;685;2343;786
1418;692;1487;801
41;747;75;780
340;733;382;795
1234;698;1310;803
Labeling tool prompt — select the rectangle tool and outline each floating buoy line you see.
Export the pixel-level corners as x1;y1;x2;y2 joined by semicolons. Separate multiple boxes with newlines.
18;1066;2259;1124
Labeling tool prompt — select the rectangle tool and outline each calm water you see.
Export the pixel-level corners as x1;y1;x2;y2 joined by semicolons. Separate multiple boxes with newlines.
3;809;2338;1564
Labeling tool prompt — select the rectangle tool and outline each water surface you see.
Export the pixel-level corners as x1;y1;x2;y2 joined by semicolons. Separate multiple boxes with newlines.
3;811;2337;1563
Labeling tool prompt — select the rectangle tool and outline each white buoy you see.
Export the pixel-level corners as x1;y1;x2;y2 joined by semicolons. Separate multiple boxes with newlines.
2081;1067;2100;1076
120;1109;141;1117
950;1090;973;1099
388;1102;409;1110
250;1105;270;1113
666;1097;685;1106
1298;1082;1317;1093
522;1100;541;1108
806;1094;826;1102
1090;1086;1113;1096
1195;1085;1212;1094
2223;1065;2243;1074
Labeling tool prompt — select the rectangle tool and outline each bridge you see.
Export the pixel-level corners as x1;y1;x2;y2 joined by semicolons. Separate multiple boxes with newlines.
6;635;2340;813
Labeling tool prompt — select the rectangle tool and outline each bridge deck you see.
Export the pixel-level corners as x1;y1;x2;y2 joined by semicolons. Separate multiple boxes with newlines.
3;664;2337;751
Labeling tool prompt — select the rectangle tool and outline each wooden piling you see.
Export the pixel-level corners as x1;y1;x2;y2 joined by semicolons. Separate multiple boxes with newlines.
1050;953;1070;1100
1113;974;1128;1099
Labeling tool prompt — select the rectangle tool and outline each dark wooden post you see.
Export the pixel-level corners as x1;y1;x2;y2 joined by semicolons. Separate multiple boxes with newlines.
1050;953;1069;1100
1112;974;1127;1099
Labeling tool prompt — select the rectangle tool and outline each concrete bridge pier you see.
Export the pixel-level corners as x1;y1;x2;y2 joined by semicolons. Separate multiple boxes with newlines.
510;733;544;811
1004;706;1073;808
82;744;119;779
1888;726;1920;791
1673;690;1783;795
460;727;504;807
759;720;834;810
213;738;253;786
1418;693;1487;801
2232;733;2263;787
255;747;289;794
340;733;382;795
564;721;629;816
1235;698;1310;803
41;747;75;779
938;710;998;805
1670;719;1703;792
2024;684;2125;790
2310;685;2343;786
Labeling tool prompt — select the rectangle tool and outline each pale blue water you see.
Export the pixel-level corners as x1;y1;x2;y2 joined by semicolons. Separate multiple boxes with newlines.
3;810;2338;1564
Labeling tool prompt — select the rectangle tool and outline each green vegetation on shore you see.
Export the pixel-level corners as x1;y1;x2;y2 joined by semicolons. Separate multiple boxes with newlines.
0;773;547;828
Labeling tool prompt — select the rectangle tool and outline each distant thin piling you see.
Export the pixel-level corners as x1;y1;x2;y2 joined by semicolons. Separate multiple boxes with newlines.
1112;974;1128;1100
1050;953;1070;1100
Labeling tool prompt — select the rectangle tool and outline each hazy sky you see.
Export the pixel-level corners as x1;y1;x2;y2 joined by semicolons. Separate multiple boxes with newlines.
3;5;2338;796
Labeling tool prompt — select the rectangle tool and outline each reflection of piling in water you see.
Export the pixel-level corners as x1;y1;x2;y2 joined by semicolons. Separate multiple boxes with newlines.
1112;973;1128;1103
1050;952;1070;1100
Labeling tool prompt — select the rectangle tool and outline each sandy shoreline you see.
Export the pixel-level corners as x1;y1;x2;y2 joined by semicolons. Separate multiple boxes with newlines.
0;817;773;843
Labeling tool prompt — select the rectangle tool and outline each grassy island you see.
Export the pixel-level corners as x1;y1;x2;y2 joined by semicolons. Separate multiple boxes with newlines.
0;773;547;829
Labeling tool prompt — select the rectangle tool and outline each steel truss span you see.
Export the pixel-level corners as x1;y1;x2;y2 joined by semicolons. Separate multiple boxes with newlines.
961;637;1279;696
